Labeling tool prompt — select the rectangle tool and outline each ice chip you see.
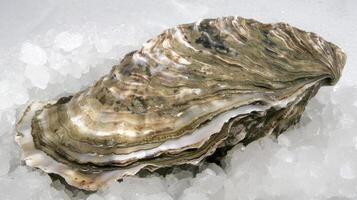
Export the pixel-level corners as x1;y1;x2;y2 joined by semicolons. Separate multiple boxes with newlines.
340;163;355;179
278;134;291;147
275;148;295;163
20;42;47;66
54;31;83;52
0;150;10;176
25;65;50;89
0;80;29;110
179;191;209;200
95;38;113;53
87;194;105;200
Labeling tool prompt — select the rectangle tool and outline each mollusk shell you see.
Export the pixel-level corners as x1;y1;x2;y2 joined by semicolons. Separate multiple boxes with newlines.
15;16;346;191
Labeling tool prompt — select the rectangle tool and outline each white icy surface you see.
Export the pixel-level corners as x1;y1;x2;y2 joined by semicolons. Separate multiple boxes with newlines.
55;31;84;52
1;0;357;199
20;42;48;66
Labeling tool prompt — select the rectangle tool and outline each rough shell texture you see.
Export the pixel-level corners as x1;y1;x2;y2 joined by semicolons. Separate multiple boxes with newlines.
15;16;346;191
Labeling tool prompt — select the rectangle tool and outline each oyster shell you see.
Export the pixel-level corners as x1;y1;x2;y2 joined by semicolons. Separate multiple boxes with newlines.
15;16;346;191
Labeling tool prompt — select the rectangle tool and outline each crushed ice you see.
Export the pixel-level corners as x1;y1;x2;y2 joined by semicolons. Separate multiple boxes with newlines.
0;0;357;199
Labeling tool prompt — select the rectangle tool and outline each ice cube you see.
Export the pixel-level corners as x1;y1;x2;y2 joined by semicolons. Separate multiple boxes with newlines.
54;31;83;52
24;65;50;89
20;42;47;66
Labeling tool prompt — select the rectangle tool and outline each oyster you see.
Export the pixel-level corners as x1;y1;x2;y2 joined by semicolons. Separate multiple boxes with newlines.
16;16;346;191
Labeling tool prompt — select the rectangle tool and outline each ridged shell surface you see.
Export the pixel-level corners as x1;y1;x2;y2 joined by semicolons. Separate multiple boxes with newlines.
16;16;346;191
